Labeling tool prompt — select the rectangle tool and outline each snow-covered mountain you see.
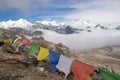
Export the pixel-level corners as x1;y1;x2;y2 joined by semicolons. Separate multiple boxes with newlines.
32;21;79;34
0;18;32;29
32;20;120;34
36;20;59;26
0;18;119;34
66;20;95;29
0;18;120;35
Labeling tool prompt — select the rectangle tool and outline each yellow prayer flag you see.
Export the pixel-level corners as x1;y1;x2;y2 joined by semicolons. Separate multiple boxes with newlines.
37;46;49;61
4;38;12;44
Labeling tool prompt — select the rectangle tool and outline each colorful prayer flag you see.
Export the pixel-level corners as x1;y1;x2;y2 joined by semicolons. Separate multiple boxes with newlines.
37;47;49;61
72;60;95;80
28;44;39;57
49;50;60;73
56;55;73;77
95;68;120;80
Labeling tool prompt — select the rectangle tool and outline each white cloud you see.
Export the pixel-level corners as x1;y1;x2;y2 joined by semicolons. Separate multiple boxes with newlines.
0;0;52;13
39;29;120;50
0;0;30;12
65;9;120;24
65;0;120;24
0;0;120;24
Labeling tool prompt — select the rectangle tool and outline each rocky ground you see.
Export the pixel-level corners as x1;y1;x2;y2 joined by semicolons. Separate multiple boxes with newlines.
0;43;69;80
71;45;120;75
1;44;120;80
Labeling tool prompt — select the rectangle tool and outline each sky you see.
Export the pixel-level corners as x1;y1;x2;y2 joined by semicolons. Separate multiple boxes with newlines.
0;0;120;24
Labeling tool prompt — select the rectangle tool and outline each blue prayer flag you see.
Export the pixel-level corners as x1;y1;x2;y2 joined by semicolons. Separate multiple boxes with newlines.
49;50;60;73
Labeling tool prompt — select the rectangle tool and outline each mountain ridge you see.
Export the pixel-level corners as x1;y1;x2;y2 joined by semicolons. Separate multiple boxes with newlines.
0;18;119;34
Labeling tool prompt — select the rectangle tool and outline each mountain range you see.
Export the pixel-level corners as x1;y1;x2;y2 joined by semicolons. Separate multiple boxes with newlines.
0;18;120;50
0;18;120;35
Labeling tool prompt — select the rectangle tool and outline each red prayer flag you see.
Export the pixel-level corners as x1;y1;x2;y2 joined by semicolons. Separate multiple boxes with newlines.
20;37;33;45
72;60;95;80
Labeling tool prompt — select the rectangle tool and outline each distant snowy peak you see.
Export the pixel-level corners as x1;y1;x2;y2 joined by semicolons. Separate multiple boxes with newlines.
35;20;95;29
66;20;96;29
36;20;66;26
36;20;58;26
0;18;32;29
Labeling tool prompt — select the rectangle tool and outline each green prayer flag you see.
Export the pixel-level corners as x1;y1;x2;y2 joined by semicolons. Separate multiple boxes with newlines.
0;36;4;40
28;44;39;57
96;68;120;80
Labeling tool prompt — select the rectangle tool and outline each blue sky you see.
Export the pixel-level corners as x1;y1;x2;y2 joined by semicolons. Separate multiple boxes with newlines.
0;0;120;24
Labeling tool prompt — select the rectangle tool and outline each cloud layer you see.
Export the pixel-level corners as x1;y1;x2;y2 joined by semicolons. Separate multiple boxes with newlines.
39;29;120;50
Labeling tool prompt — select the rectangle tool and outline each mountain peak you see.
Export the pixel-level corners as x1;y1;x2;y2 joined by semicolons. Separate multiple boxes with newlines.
36;20;58;26
16;18;32;26
17;18;26;22
66;20;96;29
0;18;32;29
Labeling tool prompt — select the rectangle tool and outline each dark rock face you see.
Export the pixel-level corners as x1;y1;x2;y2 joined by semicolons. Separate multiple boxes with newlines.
95;24;107;29
65;26;75;34
87;30;91;32
95;24;101;28
33;31;43;36
115;26;120;30
56;26;80;34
